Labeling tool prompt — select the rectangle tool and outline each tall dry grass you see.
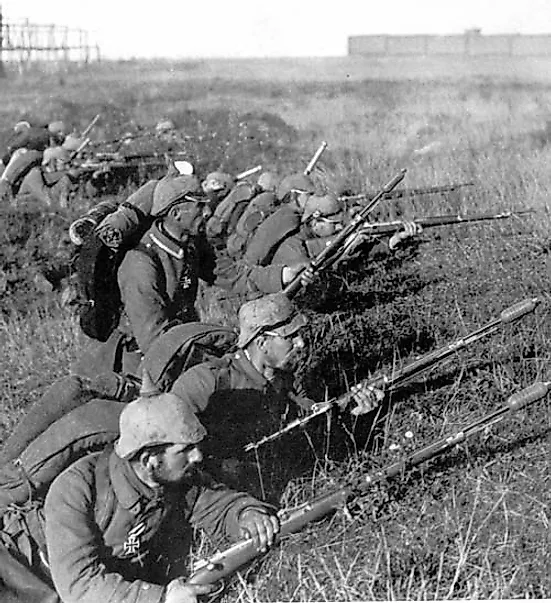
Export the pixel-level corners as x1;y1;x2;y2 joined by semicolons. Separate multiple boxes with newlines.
0;56;550;600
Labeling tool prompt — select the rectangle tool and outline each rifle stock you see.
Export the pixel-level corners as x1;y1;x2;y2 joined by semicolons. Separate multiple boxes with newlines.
244;297;540;451
188;379;550;587
283;169;407;298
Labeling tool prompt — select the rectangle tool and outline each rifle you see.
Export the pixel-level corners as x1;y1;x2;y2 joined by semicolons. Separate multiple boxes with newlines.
340;182;474;203
356;209;536;237
91;150;177;162
304;141;328;175
244;297;539;451
283;168;407;298
80;114;101;139
75;150;188;174
188;378;550;587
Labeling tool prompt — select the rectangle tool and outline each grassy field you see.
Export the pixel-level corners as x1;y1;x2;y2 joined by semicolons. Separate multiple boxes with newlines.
0;55;550;600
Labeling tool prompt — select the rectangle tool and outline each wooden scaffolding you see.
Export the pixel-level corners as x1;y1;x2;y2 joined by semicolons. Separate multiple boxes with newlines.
0;8;100;74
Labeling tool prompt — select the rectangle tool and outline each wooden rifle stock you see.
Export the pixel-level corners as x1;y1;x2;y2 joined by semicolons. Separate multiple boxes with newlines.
244;297;540;451
283;169;407;298
188;378;550;587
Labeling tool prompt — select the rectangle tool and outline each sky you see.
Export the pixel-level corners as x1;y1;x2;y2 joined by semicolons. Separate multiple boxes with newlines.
2;0;551;59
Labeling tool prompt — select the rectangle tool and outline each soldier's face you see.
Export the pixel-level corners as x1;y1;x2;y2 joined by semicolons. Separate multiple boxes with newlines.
153;443;203;486
310;215;344;238
263;331;305;370
173;201;208;236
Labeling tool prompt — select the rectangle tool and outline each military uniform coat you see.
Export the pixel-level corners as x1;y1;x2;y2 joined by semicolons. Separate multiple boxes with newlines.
42;449;266;603
169;350;314;457
117;222;285;353
243;204;302;266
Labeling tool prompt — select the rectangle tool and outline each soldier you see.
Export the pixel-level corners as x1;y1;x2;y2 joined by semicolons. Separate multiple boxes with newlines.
0;385;279;603
153;293;382;494
242;172;318;266
201;171;234;206
226;171;281;259
0;121;68;202
16;147;79;209
72;176;312;379
155;118;176;138
268;192;422;267
204;171;259;247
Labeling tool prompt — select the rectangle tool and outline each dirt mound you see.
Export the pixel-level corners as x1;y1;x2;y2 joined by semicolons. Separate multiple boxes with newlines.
0;206;74;315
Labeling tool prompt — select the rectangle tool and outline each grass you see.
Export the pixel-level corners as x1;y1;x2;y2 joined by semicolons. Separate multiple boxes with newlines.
0;55;550;600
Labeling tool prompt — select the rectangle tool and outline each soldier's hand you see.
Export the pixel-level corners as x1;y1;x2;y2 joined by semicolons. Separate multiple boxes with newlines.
388;221;423;250
282;263;315;287
349;382;385;416
164;578;214;603
67;167;83;180
238;508;280;552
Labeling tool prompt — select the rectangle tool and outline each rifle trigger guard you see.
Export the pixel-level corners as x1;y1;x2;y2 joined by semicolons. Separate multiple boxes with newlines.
208;579;225;600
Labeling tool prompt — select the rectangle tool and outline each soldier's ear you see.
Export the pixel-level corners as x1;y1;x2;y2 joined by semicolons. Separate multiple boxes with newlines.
256;334;269;351
168;204;182;220
139;447;160;471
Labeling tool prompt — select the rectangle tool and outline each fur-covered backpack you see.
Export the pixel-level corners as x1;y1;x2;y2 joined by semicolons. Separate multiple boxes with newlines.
72;190;156;342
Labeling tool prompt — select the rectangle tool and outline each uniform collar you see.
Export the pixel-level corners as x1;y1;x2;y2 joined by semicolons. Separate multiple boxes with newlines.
233;349;269;389
146;221;187;260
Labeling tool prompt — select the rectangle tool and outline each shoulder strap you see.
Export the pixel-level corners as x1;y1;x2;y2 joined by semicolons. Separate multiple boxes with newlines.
93;448;117;532
132;241;161;265
131;241;166;288
211;355;233;392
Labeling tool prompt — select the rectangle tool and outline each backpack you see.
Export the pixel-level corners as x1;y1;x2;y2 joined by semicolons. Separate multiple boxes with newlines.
242;204;301;266
74;201;154;342
226;191;280;259
142;321;237;391
0;398;124;513
206;181;258;242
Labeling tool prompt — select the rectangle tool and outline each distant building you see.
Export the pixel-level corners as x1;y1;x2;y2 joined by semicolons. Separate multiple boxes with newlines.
348;30;551;57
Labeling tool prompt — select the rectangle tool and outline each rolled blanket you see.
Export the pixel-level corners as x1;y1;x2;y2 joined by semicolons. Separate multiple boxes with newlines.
96;202;148;249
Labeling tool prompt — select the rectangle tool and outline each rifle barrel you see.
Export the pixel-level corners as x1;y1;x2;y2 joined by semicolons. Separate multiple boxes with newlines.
382;297;538;389
364;380;551;486
361;210;535;236
340;182;474;203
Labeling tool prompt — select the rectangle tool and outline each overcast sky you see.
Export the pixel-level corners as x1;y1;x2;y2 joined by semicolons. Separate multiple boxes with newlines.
2;0;550;59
